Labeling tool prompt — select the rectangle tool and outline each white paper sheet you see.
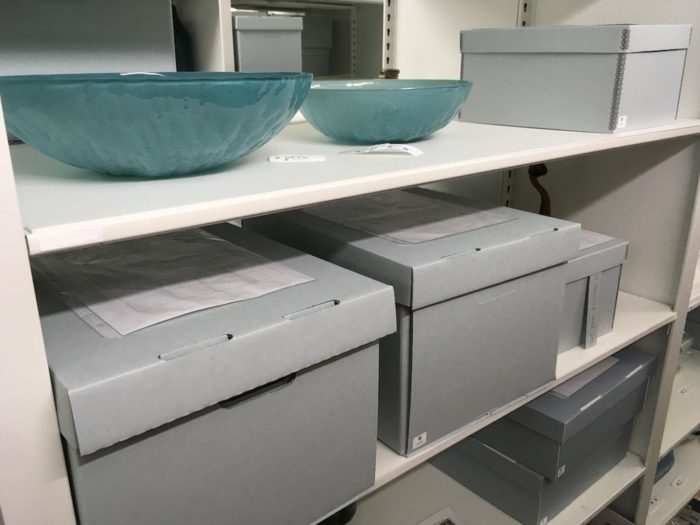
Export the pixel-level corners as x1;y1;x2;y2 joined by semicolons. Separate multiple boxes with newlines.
552;357;619;398
579;230;614;251
306;191;513;244
33;229;314;336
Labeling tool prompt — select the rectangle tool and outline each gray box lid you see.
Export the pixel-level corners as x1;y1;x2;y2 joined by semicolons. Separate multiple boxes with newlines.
461;24;691;55
247;189;580;309
37;225;395;456
509;347;655;442
234;15;303;31
567;230;628;283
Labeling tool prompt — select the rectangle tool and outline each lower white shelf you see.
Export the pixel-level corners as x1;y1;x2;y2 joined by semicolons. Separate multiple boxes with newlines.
660;351;700;457
648;437;700;525
353;455;644;525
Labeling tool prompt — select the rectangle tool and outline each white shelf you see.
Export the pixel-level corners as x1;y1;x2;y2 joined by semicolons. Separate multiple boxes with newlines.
550;454;645;525
660;351;700;457
365;292;671;495
353;463;517;525
648;438;700;525
352;455;644;525
13;119;700;255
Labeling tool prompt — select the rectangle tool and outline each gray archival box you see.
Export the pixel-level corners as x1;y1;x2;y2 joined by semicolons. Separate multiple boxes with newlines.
36;225;396;525
245;188;581;455
460;24;691;132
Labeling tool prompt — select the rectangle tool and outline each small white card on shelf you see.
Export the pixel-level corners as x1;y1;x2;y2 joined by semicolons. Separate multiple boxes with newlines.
268;154;326;163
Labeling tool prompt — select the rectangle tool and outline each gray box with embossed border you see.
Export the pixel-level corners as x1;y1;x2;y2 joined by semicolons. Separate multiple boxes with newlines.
245;188;581;456
35;225;396;525
460;25;691;133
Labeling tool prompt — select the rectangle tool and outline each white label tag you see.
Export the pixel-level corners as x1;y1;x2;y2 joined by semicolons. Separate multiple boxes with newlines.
268;154;326;163
341;143;423;156
617;115;628;129
412;432;428;450
119;72;165;77
557;465;566;478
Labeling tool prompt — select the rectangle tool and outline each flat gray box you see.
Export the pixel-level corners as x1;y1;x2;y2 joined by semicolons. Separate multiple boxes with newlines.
431;422;633;525
475;346;655;481
245;188;581;455
0;0;175;74
460;25;691;133
36;225;396;525
559;231;629;353
234;15;302;72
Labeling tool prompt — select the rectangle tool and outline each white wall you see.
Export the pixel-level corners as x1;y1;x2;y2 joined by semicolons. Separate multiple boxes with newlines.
394;0;519;79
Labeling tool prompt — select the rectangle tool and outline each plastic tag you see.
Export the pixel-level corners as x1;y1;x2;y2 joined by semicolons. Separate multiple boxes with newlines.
119;72;165;77
341;143;424;156
269;155;326;163
412;432;428;450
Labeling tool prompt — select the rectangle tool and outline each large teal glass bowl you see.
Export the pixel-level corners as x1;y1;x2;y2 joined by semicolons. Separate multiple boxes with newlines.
300;79;472;144
0;72;312;177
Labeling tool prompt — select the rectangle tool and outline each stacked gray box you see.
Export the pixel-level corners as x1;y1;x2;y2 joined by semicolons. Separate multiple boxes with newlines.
233;15;303;72
36;225;395;525
559;231;629;353
245;188;581;455
475;346;655;481
432;422;633;525
460;24;691;133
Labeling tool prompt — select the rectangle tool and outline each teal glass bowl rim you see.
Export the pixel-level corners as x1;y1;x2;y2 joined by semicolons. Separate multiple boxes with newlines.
0;71;313;84
308;79;472;91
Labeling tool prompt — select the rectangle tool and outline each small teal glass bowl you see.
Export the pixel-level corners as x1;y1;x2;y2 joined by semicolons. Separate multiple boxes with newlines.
0;72;312;177
300;79;472;144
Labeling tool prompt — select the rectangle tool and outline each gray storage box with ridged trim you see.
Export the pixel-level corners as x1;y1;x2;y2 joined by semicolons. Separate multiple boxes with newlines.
245;188;581;456
35;225;395;525
559;231;629;353
460;25;691;133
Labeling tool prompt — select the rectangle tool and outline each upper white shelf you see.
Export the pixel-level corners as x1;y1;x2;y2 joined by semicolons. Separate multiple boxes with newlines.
13;119;700;255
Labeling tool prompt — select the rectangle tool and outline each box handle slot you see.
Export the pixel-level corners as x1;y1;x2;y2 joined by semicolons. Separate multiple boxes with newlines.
158;334;233;361
283;299;339;320
218;373;297;409
473;286;516;305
